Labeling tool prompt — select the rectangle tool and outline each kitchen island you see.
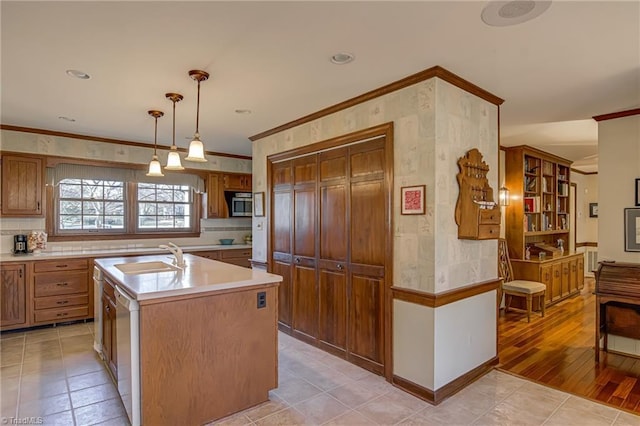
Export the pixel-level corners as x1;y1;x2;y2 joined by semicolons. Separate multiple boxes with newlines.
94;253;281;426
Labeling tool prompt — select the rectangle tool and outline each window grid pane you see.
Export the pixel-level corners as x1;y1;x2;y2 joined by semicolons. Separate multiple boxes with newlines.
58;179;125;231
137;184;191;230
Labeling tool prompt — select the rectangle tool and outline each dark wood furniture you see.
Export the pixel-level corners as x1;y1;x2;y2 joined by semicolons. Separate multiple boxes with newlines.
101;274;117;378
269;135;390;376
595;261;640;362
0;263;27;328
206;172;252;218
454;148;501;240
192;248;252;268
504;146;572;260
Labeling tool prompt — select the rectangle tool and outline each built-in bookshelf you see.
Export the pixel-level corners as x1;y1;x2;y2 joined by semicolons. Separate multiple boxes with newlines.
505;146;572;260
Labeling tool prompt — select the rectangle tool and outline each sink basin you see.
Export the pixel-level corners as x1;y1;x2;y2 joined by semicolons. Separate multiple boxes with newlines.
115;261;182;275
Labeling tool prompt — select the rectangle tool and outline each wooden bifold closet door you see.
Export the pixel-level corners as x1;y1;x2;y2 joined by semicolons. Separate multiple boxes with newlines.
270;136;388;375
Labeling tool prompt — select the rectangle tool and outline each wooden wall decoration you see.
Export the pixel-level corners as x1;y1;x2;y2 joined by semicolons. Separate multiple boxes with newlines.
454;148;501;240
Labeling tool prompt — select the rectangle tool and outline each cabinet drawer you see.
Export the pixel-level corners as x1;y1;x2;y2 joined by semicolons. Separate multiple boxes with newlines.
219;258;251;268
220;249;252;259
34;258;88;273
477;224;500;239
34;306;89;323
103;278;116;300
192;251;220;260
34;272;88;297
479;209;500;225
34;294;89;310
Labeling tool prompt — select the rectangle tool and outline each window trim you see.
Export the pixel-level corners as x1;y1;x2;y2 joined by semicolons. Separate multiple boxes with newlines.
47;181;201;242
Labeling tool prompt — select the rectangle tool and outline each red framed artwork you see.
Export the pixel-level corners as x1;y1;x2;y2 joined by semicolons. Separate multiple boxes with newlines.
401;185;426;215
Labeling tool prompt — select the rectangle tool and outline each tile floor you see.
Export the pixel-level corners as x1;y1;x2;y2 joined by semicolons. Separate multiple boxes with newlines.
1;322;639;426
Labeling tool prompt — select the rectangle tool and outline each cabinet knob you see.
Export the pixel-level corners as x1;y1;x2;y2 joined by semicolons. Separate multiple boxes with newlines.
294;257;301;264
56;300;69;305
337;264;343;270
56;282;68;287
105;305;110;312
555;271;560;278
56;312;68;317
56;265;68;268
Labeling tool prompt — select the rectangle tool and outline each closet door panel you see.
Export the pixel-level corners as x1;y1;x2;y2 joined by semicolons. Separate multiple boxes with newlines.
350;181;385;266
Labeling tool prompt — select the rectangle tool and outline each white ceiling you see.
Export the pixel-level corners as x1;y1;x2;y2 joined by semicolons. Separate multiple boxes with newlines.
2;1;639;171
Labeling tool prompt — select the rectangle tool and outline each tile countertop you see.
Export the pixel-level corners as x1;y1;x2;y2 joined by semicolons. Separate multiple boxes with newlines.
95;253;281;301
0;244;252;263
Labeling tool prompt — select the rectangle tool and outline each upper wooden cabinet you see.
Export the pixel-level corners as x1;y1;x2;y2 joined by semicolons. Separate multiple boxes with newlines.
0;154;44;217
207;173;228;218
505;145;572;260
207;172;252;218
223;173;252;191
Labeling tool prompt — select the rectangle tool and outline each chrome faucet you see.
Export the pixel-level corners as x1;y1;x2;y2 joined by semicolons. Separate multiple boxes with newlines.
159;242;185;268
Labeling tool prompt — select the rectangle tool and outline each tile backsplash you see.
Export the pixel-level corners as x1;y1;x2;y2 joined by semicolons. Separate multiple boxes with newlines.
0;217;251;254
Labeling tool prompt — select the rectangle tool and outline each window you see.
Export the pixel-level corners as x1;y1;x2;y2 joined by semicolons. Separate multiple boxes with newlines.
58;179;125;231
52;176;200;239
137;183;191;230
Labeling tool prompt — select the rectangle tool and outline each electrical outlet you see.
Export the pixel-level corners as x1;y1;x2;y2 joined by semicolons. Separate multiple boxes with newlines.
257;291;266;308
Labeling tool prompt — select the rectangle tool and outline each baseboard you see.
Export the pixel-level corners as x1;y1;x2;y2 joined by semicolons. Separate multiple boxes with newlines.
392;356;499;405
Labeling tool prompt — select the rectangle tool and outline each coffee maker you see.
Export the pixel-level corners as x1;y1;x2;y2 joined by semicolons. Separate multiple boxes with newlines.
13;234;28;254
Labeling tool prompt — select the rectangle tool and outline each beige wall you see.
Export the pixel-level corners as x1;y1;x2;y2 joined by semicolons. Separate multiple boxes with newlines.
572;172;598;244
252;75;499;391
597;114;640;263
0;129;252;253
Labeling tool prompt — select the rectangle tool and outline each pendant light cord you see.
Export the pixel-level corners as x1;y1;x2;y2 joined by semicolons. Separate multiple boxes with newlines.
172;98;176;148
195;79;201;135
154;116;158;155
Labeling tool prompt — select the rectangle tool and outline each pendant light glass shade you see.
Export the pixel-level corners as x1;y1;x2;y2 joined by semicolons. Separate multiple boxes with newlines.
146;110;164;177
164;93;185;170
147;155;164;177
185;70;209;162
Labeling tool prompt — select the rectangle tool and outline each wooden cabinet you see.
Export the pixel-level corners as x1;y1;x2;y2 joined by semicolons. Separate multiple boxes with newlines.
0;154;44;217
454;149;501;240
32;258;92;325
206;173;228;218
511;253;584;307
223;173;252;191
102;276;117;378
1;263;27;328
270;137;389;375
505;146;572;260
192;249;252;268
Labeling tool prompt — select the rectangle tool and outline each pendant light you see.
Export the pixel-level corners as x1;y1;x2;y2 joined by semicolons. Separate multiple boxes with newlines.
185;69;209;162
164;92;185;170
146;110;164;177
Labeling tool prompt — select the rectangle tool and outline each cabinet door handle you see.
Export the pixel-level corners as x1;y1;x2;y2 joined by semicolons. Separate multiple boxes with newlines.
545;273;550;280
37;201;41;210
56;312;68;317
105;305;110;312
337;264;343;270
56;264;68;268
19;269;23;278
56;300;69;305
56;282;68;287
294;257;301;264
555;270;560;278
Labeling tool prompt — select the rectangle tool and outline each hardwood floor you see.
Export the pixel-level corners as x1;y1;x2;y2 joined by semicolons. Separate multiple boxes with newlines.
498;277;640;415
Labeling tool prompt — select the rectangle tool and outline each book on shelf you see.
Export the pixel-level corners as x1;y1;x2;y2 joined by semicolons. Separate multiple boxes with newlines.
525;176;537;192
558;182;569;196
523;196;540;213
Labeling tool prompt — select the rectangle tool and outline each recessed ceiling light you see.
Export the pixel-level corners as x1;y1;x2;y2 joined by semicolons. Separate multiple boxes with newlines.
481;1;552;27
58;116;76;122
330;52;355;65
235;109;252;114
65;69;91;79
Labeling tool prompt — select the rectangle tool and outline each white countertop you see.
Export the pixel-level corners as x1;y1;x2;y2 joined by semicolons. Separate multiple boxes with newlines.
95;253;281;301
0;244;251;263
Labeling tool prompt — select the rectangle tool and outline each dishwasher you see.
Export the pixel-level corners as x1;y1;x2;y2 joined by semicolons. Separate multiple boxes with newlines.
115;285;141;426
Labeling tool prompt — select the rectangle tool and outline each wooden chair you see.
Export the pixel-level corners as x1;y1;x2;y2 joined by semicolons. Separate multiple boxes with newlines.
498;238;546;323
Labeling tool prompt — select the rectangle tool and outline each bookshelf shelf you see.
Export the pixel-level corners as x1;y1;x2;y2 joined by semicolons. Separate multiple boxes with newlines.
505;146;572;260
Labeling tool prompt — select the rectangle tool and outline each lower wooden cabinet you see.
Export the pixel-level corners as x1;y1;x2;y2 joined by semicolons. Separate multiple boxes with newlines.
192;248;252;268
1;263;27;328
511;253;585;308
102;276;117;378
32;259;92;325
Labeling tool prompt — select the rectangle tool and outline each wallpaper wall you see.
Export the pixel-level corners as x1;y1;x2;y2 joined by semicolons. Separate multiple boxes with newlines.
252;78;499;293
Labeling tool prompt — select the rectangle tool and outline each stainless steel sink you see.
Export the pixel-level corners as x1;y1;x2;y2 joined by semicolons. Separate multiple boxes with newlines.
114;261;182;275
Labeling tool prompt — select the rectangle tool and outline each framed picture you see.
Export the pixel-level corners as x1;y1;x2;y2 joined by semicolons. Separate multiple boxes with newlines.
589;203;598;218
253;192;265;217
624;208;640;252
635;178;640;206
401;185;425;215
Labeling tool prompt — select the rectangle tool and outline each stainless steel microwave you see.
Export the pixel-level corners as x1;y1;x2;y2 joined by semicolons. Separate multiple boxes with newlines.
231;193;252;217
